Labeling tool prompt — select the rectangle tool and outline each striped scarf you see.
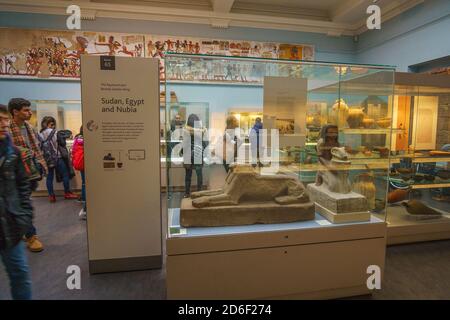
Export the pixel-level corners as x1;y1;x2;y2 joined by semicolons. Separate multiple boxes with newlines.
9;119;47;171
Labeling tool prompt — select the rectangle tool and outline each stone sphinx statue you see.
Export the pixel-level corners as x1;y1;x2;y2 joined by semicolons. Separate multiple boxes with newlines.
307;125;370;223
191;165;310;208
180;165;315;227
316;146;352;194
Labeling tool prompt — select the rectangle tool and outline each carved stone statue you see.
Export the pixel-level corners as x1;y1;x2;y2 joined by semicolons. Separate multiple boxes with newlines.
191;165;310;208
316;146;352;194
307;125;370;223
180;165;315;227
315;125;352;194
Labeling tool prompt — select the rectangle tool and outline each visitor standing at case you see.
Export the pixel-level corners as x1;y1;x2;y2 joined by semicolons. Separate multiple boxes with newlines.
222;115;242;173
39;116;78;202
183;114;207;198
0;104;33;300
250;117;263;166
8;98;45;253
72;126;86;219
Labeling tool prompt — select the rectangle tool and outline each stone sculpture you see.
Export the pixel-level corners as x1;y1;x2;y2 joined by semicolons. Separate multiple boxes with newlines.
307;125;370;223
180;165;315;227
316;146;352;194
191;165;310;208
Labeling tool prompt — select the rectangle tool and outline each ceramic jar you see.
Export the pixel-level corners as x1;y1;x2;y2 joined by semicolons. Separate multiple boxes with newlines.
331;99;349;128
362;117;375;128
346;108;365;128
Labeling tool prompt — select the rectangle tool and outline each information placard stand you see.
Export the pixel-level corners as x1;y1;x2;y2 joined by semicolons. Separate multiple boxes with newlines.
81;56;162;273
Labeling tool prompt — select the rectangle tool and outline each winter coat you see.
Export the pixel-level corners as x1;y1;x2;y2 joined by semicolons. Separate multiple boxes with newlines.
71;135;84;171
182;126;208;168
0;135;33;250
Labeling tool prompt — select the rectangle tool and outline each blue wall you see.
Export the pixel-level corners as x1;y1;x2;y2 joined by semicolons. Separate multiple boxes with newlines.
0;12;356;63
1;0;450;104
0;11;355;103
356;0;450;71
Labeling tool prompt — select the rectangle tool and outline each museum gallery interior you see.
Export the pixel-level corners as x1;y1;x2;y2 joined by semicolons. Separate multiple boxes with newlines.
0;0;449;300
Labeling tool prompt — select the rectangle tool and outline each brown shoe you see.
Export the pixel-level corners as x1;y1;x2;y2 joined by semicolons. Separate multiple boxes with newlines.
26;235;44;252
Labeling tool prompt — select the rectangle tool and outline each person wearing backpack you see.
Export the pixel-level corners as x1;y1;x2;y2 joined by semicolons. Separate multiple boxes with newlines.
0;104;33;299
39;116;78;202
72;126;86;220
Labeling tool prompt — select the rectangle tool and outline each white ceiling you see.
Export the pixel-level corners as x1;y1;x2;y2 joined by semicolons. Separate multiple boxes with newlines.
0;0;425;36
235;0;340;11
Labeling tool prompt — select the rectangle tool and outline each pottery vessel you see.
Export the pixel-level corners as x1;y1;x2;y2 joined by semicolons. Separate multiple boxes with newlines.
362;118;375;128
388;188;410;203
346;108;365;128
331;99;349;128
402;200;442;216
374;146;389;158
376;117;391;128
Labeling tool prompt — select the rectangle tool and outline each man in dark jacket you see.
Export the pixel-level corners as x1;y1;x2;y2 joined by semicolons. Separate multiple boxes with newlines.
0;104;33;299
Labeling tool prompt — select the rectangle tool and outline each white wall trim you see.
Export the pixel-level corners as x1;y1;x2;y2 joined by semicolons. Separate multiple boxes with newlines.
0;0;425;36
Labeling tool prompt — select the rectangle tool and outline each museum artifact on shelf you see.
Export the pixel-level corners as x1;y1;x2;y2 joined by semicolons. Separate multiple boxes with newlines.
180;165;315;227
164;54;393;300
383;72;450;244
402;200;443;220
306;125;371;224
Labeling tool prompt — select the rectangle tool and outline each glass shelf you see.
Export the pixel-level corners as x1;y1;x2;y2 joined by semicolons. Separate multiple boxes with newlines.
340;128;404;134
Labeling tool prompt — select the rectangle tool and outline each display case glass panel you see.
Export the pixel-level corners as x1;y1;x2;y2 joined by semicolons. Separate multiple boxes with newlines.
387;75;450;227
164;53;395;237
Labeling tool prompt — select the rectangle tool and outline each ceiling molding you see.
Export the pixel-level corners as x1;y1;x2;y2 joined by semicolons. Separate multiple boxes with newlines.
0;0;424;36
330;0;368;23
211;0;235;13
231;2;329;21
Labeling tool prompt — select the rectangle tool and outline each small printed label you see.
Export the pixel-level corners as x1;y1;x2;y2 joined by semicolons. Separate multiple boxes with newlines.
316;219;332;226
100;56;115;70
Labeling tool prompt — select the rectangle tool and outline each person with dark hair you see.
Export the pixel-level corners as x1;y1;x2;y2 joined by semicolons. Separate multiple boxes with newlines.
315;124;340;186
8;98;45;253
250;117;263;167
170;114;184;132
222;115;242;173
182;114;207;198
0;104;33;299
39;116;78;203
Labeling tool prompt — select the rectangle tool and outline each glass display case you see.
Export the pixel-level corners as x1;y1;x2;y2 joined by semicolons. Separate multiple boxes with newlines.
163;53;395;232
385;73;450;244
163;53;394;300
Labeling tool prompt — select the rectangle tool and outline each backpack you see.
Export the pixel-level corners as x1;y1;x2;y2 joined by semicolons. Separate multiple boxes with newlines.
72;137;84;171
40;129;58;168
15;146;42;182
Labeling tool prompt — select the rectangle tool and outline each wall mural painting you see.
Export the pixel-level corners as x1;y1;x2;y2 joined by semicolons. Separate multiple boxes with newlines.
0;28;315;82
0;28;144;79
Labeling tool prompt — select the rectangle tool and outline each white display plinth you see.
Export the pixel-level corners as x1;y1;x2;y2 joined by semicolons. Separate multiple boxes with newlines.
166;209;386;299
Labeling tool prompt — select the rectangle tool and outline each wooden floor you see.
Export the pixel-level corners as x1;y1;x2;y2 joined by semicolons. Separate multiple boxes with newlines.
0;195;449;300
